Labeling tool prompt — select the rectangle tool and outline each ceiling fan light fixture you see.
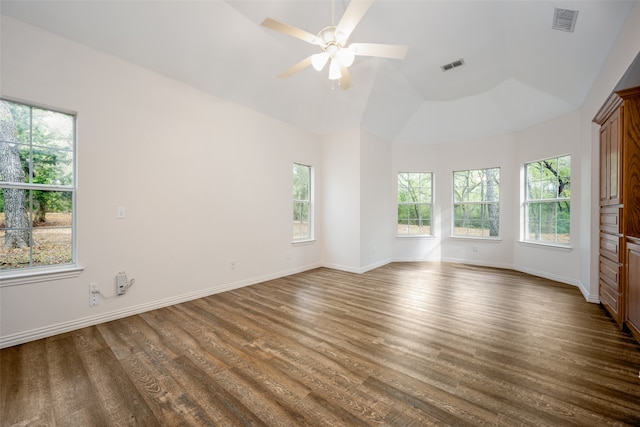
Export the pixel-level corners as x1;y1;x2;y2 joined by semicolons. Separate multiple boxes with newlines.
328;58;342;80
311;52;329;71
337;46;355;67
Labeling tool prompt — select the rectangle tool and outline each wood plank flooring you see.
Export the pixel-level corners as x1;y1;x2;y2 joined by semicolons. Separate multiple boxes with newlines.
2;262;640;426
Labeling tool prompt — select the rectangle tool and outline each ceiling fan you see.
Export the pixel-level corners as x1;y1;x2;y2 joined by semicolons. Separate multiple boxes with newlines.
261;0;408;90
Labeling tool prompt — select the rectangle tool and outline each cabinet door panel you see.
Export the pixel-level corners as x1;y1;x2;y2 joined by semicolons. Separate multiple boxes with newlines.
600;207;621;234
600;279;620;318
600;232;622;262
600;256;621;291
608;109;621;205
600;126;609;205
623;98;640;237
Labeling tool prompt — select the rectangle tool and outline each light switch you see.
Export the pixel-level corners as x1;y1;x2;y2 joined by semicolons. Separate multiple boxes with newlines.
116;206;126;219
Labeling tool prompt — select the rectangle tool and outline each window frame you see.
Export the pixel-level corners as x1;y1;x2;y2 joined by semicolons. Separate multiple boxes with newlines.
292;162;313;242
0;98;79;282
396;171;433;237
522;155;571;247
452;167;500;239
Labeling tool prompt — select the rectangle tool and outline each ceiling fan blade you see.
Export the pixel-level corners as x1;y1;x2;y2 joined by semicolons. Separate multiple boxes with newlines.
261;17;321;45
335;0;374;43
350;43;409;59
278;56;313;79
339;64;352;90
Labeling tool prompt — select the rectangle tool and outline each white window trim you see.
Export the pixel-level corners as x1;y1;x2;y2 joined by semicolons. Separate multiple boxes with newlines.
0;98;78;278
291;239;316;246
518;240;572;250
452;167;501;239
522;155;571;248
396;172;433;237
292;163;313;242
0;265;84;287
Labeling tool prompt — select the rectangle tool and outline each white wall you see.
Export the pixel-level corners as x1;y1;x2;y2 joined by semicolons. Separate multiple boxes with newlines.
0;17;323;347
360;130;393;271
321;129;394;273
320;128;361;272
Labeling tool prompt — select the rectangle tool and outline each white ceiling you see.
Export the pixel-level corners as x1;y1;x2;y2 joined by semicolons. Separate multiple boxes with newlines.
1;0;636;144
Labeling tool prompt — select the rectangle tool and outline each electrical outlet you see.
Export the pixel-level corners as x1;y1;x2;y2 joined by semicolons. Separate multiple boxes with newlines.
116;272;128;295
89;282;99;307
230;260;236;270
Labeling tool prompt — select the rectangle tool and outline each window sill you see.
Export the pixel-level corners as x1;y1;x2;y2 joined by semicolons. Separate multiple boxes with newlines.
0;265;84;287
450;236;502;242
518;240;572;251
396;235;436;239
292;239;316;246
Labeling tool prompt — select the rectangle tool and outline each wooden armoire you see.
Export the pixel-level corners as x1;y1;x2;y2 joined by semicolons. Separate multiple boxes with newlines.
594;84;640;344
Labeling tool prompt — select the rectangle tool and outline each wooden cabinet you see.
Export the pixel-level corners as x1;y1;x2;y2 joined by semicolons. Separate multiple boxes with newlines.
594;86;640;343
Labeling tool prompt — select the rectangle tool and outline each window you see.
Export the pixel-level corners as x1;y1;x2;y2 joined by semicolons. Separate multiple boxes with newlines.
292;163;311;241
524;155;570;245
1;99;76;272
453;168;500;237
397;172;432;235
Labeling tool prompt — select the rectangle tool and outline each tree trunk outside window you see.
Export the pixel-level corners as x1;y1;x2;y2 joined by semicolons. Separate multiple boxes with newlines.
0;101;30;249
485;168;499;237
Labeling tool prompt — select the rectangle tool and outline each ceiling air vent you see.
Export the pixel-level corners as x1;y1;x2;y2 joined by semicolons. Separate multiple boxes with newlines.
441;59;465;72
553;8;579;32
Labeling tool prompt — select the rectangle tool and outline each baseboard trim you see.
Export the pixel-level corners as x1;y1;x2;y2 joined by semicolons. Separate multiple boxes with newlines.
513;265;597;302
441;257;512;270
320;262;361;274
0;262;321;349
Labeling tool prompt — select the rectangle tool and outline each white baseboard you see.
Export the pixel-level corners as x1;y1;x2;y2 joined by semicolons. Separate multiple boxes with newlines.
513;265;597;303
441;257;512;270
357;259;391;274
400;257;598;304
392;256;440;263
320;262;361;274
0;262;321;349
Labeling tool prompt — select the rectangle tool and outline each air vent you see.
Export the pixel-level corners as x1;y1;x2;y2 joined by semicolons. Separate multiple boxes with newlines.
441;59;465;72
553;8;579;32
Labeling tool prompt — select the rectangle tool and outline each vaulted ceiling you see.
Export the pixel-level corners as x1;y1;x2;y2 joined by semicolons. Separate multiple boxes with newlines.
1;0;636;143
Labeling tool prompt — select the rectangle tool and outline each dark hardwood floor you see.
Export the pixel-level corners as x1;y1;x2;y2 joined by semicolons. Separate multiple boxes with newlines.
2;262;640;426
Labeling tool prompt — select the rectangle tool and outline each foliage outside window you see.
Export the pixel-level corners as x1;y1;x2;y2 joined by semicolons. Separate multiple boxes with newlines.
524;155;570;245
397;172;432;235
293;163;311;241
453;168;500;237
0;99;76;272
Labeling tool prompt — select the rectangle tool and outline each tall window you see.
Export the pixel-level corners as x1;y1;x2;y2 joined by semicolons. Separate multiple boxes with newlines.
292;163;311;241
453;168;500;237
524;155;570;245
397;172;432;235
0;99;76;271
